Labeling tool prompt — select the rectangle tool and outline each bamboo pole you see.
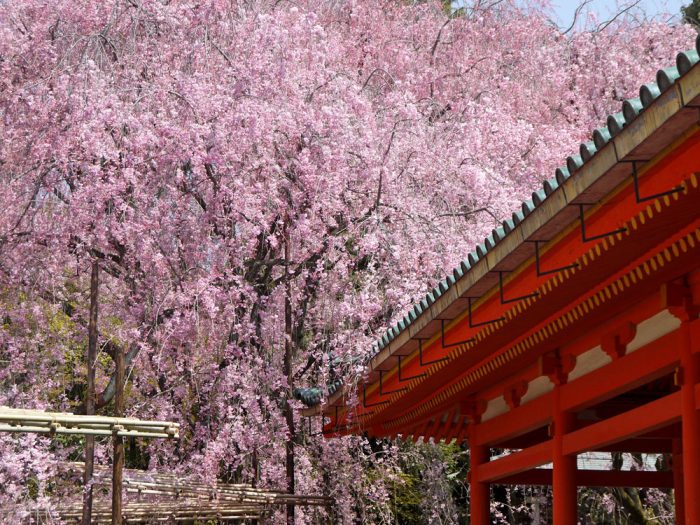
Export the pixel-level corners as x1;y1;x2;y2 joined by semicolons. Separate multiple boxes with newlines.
0;407;179;438
112;345;125;525
0;423;175;438
0;407;180;429
83;261;99;525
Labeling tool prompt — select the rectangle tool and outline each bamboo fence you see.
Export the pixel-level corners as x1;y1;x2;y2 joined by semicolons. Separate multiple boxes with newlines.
58;463;332;506
51;463;334;523
57;501;264;523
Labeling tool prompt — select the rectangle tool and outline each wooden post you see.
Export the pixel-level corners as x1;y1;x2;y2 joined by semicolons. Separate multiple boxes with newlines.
672;439;684;524
112;344;125;525
468;432;490;525
679;318;699;523
666;280;700;523
82;262;99;525
539;351;578;524
466;400;489;525
552;386;577;525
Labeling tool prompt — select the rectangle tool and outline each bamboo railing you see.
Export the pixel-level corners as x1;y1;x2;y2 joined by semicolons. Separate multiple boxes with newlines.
0;406;179;439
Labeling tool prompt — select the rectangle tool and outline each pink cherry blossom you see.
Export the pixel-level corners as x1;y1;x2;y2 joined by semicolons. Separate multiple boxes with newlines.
0;0;694;522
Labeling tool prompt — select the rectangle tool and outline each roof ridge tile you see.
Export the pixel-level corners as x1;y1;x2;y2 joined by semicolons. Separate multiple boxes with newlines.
622;97;643;123
607;112;626;137
677;49;699;75
657;66;680;92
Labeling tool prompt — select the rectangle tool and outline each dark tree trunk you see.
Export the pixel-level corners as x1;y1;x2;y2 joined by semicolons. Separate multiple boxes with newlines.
82;262;99;525
252;447;259;488
283;219;296;525
112;344;125;525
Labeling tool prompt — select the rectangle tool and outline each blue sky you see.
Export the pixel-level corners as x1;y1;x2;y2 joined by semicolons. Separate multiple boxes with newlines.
548;0;687;28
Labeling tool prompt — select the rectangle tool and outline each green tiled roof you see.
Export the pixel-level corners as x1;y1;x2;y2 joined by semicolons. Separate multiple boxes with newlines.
296;38;700;408
294;380;343;407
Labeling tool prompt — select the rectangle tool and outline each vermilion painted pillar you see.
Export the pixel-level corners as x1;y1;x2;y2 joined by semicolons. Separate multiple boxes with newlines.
679;317;700;523
469;424;490;525
552;386;577;525
672;439;684;524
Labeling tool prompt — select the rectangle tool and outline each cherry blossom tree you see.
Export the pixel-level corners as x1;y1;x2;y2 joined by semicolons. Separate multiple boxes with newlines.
0;0;695;522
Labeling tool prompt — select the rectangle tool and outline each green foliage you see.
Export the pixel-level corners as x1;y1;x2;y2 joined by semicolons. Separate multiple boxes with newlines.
403;0;454;15
389;472;425;524
125;437;151;470
26;477;40;500
682;0;700;28
387;440;470;524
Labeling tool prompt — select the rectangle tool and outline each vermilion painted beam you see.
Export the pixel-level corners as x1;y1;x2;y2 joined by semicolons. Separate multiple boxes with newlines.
474;329;681;447
496;427;676;452
563;391;682;456
498;469;673;488
475;440;552;483
475;393;684;485
561;329;681;413
474;395;550;447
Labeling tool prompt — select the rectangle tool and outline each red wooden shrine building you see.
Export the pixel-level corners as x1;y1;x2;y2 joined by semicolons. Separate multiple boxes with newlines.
303;39;700;523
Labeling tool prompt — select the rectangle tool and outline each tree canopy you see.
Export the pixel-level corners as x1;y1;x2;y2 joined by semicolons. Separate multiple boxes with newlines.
0;0;695;522
682;0;700;27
